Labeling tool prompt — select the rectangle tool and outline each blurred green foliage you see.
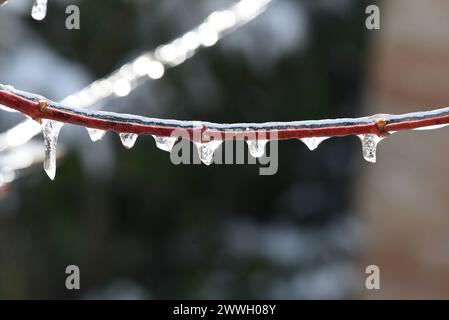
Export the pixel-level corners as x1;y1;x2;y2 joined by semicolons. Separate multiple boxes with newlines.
1;0;371;299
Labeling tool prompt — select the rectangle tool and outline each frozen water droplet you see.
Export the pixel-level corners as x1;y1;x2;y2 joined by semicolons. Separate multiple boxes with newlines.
152;135;177;152
358;134;382;163
195;140;222;165
31;0;48;21
86;128;106;142
246;139;268;158
41;119;63;180
119;133;138;149
300;137;329;151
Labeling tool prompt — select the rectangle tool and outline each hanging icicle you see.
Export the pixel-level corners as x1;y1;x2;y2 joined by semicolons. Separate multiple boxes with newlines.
31;0;48;21
41;119;64;180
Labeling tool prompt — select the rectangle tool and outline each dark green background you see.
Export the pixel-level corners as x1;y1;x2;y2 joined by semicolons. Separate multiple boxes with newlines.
0;0;373;299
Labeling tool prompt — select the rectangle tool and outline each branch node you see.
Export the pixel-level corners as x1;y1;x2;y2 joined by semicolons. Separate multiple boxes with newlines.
39;99;49;112
201;125;211;143
375;117;389;137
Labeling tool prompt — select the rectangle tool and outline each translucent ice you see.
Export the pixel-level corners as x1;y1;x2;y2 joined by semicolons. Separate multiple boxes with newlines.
300;137;329;151
195;140;222;165
413;124;449;131
246;139;268;158
358;134;382;163
119;133;138;149
152;135;177;152
86;128;106;142
41;119;64;180
31;0;48;21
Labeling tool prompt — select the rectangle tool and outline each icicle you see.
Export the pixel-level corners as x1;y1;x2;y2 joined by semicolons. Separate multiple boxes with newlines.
152;135;177;152
300;137;329;151
41;119;64;180
195;140;222;165
86;128;106;142
246;139;268;158
31;0;48;21
119;132;138;149
358;134;383;163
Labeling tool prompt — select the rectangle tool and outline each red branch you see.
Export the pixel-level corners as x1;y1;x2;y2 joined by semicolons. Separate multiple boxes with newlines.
1;86;449;142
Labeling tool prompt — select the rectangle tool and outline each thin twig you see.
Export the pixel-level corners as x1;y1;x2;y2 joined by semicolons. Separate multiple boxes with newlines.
0;0;274;152
1;85;449;142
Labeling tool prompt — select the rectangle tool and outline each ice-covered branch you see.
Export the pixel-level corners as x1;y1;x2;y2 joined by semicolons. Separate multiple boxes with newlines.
1;84;449;179
0;0;273;153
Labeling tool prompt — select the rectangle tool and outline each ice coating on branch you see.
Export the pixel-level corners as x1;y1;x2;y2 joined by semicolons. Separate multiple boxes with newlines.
246;139;268;158
152;135;177;152
31;0;48;21
358;134;382;163
0;105;18;113
413;124;449;131
195;140;222;165
41;119;63;180
300;137;329;151
86;128;106;142
119;133;138;149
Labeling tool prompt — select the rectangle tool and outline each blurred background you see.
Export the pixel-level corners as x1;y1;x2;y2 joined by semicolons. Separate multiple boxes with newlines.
0;0;446;299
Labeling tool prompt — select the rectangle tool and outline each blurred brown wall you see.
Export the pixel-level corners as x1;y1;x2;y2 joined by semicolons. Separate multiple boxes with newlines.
356;0;449;299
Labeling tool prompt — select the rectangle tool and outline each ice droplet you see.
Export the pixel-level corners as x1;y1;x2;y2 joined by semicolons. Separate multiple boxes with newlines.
31;0;48;21
86;128;106;142
300;137;329;151
358;134;382;163
195;140;222;165
246;139;268;158
41;119;64;180
152;135;177;152
119;133;138;149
